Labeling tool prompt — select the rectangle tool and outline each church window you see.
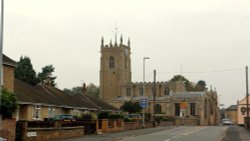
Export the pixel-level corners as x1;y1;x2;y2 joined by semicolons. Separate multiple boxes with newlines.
190;103;196;116
175;103;180;116
126;88;131;96
155;104;162;114
139;87;144;96
109;56;115;69
164;87;170;95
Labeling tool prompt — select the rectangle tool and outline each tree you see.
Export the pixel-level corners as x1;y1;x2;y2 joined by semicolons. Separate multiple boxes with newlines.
38;65;57;87
14;56;39;85
86;83;99;98
0;89;18;119
63;83;99;98
120;101;142;113
169;75;194;91
196;80;207;91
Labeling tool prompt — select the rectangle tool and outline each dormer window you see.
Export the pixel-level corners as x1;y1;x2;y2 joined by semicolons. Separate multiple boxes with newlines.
109;56;115;69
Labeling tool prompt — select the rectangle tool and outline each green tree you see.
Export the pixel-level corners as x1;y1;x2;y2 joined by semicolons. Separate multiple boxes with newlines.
169;75;194;91
196;80;207;91
0;89;18;119
38;65;57;87
86;83;99;98
14;56;39;85
120;101;142;113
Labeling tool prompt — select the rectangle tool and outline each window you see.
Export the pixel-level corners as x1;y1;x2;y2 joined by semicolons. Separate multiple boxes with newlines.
155;104;162;114
48;107;55;118
175;103;180;116
126;87;131;96
33;106;41;120
139;87;143;96
190;103;196;116
204;100;207;118
164;87;170;95
109;56;115;68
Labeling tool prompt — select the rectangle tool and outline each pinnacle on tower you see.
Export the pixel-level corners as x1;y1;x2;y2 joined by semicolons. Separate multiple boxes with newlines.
110;39;113;47
120;35;123;46
127;37;130;47
101;36;104;47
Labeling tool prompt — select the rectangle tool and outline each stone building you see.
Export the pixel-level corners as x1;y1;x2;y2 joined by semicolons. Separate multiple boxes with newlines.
99;36;219;126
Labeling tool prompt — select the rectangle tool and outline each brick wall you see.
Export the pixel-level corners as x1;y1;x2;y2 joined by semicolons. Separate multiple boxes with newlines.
3;65;14;93
0;118;16;141
25;127;84;141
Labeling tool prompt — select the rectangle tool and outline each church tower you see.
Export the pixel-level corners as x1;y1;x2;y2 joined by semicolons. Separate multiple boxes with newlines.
100;36;131;100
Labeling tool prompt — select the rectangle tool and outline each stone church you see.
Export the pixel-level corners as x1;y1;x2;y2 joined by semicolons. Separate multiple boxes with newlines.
99;36;219;126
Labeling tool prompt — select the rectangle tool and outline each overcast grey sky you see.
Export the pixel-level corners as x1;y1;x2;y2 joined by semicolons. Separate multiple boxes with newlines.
3;0;250;107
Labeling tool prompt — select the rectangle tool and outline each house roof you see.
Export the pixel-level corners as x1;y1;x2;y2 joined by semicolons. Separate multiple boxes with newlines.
3;54;16;67
15;79;118;111
226;105;237;110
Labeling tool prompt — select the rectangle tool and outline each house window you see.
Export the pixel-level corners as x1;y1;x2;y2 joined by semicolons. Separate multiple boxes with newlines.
164;87;170;95
109;56;115;69
190;103;196;116
175;103;180;116
139;87;144;96
48;107;55;118
126;88;131;96
33;106;41;120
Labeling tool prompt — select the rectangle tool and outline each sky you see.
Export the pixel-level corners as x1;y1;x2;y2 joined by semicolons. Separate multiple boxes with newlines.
3;0;250;107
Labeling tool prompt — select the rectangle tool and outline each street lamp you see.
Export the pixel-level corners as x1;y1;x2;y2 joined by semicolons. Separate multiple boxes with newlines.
142;57;150;128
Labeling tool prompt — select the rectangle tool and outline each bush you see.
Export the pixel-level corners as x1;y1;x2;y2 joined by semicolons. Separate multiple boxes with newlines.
0;89;18;119
123;117;134;122
98;111;110;119
109;113;123;119
81;113;93;120
161;116;175;121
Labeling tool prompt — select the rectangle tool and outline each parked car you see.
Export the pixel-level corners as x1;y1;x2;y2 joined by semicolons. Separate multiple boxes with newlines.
222;118;233;125
53;114;76;121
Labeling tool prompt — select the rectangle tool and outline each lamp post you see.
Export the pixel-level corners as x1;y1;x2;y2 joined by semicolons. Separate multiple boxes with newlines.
142;57;149;128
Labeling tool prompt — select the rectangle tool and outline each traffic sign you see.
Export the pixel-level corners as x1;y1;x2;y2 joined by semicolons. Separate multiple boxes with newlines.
140;98;148;108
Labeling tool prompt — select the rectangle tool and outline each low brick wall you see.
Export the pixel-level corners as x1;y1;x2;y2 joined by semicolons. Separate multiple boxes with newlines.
175;118;198;126
124;120;174;130
96;119;124;133
0;118;16;141
24;126;84;141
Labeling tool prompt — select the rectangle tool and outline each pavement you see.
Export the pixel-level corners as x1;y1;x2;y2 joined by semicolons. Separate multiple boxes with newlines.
222;126;250;141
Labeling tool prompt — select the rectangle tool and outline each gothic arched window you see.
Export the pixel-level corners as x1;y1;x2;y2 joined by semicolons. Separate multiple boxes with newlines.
155;104;162;114
109;56;115;69
164;87;170;95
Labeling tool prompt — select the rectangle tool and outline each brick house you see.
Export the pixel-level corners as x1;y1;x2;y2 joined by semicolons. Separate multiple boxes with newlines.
2;54;117;121
15;79;118;121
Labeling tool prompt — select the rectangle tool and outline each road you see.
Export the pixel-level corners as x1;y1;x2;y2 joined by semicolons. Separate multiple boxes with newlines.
121;126;227;141
57;126;228;141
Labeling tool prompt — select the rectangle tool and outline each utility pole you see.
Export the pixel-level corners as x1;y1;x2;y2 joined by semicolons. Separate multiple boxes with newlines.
153;70;156;127
0;0;4;131
142;57;149;128
246;66;249;129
